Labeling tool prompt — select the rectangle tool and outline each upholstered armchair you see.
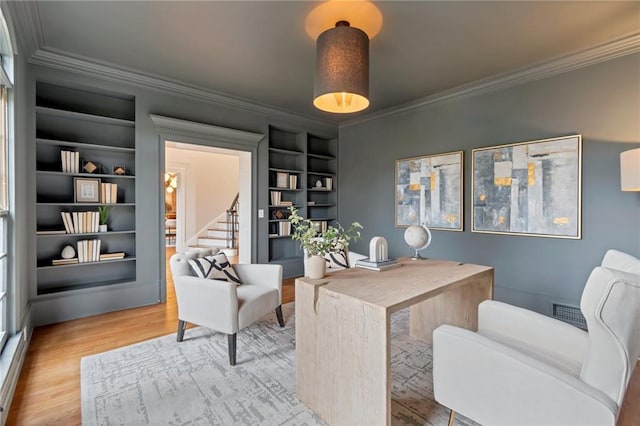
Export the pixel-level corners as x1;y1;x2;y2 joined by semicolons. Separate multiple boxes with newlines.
169;249;284;366
433;249;640;425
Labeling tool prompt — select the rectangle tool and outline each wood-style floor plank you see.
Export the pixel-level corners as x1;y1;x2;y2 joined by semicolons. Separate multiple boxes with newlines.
6;248;639;424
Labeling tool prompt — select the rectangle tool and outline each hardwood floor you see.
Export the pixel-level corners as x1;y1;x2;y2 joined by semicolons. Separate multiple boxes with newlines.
6;249;639;424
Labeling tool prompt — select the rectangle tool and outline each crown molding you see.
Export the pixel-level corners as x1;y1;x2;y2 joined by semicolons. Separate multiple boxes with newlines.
1;1;43;57
341;32;640;129
150;114;264;148
29;47;337;133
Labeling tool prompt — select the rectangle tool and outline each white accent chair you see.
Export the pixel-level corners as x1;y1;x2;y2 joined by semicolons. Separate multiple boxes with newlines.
169;248;284;366
433;249;640;425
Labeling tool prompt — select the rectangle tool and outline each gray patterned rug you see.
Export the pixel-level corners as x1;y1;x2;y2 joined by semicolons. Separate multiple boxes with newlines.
81;303;476;425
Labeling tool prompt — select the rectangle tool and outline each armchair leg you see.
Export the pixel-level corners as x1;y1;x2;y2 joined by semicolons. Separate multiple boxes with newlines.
176;320;187;342
275;305;285;327
228;333;237;366
448;409;456;426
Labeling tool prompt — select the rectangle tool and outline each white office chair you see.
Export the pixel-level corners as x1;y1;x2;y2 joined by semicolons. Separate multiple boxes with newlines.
433;249;640;426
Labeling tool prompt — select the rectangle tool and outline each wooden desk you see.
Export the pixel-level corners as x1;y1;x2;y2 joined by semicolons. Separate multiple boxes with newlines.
295;257;493;426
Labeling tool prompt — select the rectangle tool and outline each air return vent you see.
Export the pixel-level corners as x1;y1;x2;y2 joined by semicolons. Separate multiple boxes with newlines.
552;303;587;329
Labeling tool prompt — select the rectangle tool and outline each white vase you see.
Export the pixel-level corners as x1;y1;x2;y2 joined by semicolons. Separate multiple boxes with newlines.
99;224;107;232
306;254;326;279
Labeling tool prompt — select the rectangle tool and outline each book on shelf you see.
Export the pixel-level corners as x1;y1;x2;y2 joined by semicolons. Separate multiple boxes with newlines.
278;221;291;236
99;252;125;260
77;239;101;263
52;258;79;266
101;183;118;204
289;175;297;189
61;150;79;173
268;233;279;238
270;191;281;206
355;258;399;268
278;201;293;207
36;229;67;235
276;172;289;188
355;262;403;272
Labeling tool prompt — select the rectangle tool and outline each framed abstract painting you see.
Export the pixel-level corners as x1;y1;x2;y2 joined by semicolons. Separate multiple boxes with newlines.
472;134;582;239
395;151;463;231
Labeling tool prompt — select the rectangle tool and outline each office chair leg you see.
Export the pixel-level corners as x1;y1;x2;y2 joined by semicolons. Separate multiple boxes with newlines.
448;409;456;426
176;320;187;342
275;305;285;327
228;333;237;366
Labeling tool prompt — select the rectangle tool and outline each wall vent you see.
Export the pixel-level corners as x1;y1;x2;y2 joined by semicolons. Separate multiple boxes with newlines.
552;303;587;329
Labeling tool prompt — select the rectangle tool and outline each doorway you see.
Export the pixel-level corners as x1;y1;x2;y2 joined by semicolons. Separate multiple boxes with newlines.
164;141;251;263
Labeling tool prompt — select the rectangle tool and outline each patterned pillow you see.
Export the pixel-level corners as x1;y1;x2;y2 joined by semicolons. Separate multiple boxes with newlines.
324;249;349;270
188;253;242;284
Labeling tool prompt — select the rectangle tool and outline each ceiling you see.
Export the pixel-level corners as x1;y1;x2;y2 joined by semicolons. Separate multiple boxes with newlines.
34;1;640;124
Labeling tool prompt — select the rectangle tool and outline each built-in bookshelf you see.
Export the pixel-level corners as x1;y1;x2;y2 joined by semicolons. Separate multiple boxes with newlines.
35;81;136;295
265;126;337;277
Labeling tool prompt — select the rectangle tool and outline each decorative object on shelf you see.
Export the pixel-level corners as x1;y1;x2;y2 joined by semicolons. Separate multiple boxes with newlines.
74;177;101;203
620;148;640;191
272;209;290;220
98;206;112;232
289;206;362;279
404;224;432;260
61;245;76;259
276;172;289;188
396;150;463;231
325;177;333;190
472;134;582;239
315;179;323;188
112;165;127;176
82;160;101;174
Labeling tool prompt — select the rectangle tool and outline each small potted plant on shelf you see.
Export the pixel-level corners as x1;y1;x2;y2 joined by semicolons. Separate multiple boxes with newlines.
98;206;112;232
288;206;362;279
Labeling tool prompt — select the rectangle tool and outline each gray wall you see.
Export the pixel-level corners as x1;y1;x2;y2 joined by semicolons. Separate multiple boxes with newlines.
338;53;640;315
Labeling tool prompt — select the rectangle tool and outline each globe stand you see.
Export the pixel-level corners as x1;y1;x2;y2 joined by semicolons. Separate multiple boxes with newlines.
410;249;427;260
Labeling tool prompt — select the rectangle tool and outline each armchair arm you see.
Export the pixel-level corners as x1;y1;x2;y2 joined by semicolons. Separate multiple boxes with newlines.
233;264;283;301
173;276;239;334
433;325;618;426
478;300;588;366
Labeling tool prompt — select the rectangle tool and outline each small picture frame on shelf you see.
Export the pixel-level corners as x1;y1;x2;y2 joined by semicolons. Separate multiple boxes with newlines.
82;160;101;174
74;177;101;203
276;172;289;188
112;165;127;175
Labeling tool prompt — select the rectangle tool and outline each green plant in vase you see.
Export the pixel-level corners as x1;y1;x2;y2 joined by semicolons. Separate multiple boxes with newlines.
98;206;112;232
288;206;362;278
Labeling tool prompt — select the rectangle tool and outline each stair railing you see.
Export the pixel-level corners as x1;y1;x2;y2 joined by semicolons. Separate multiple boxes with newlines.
226;192;239;249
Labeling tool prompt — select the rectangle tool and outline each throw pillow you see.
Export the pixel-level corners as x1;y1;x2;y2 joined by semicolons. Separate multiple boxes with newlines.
188;253;242;284
325;249;349;270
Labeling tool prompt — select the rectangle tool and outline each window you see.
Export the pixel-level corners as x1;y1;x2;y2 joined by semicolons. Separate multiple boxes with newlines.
0;10;13;351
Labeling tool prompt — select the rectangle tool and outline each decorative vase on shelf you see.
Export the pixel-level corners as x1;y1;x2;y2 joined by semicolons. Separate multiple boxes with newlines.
99;224;108;232
306;254;326;279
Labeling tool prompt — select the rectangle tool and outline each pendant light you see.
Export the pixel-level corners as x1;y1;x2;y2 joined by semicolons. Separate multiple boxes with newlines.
313;20;370;114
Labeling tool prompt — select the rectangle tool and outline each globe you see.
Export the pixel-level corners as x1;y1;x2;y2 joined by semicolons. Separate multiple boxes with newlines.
404;225;432;260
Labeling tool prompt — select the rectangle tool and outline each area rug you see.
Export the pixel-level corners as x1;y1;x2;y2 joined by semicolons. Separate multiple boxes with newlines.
81;303;476;425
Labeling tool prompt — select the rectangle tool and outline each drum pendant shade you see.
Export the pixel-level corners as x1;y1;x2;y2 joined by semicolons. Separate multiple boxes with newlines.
313;21;369;113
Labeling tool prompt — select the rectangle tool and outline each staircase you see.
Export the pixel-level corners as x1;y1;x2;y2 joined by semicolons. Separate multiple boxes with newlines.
189;193;239;257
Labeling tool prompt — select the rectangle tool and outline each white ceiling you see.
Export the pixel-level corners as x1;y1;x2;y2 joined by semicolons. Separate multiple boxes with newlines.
34;1;640;123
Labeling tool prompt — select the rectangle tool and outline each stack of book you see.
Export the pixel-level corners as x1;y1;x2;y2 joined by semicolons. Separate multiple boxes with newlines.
52;257;78;266
100;252;125;261
77;239;101;263
61;150;79;173
101;183;118;203
278;221;291;236
61;211;100;234
289;175;297;189
278;200;293;207
355;258;402;271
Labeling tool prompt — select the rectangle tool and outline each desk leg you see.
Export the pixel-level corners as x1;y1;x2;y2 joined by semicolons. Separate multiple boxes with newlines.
410;269;494;344
296;279;391;426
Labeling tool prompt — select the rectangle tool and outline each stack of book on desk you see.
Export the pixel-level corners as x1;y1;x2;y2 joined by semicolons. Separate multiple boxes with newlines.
355;258;402;271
